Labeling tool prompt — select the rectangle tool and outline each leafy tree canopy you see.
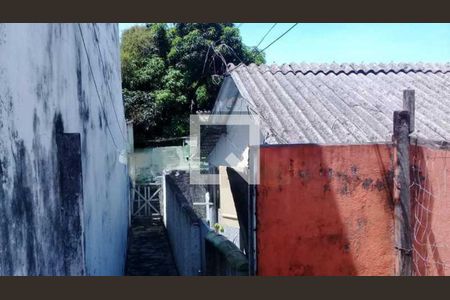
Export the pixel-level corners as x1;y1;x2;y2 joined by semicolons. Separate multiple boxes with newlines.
121;23;265;146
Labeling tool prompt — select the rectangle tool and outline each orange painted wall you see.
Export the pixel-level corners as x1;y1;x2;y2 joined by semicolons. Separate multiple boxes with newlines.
411;146;450;276
257;144;396;276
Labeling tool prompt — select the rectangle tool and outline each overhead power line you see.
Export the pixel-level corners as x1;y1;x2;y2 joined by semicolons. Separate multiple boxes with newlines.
91;23;127;143
256;23;277;48
77;23;123;150
260;23;299;52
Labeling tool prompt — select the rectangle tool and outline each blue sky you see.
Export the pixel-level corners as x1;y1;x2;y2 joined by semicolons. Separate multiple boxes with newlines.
119;23;450;64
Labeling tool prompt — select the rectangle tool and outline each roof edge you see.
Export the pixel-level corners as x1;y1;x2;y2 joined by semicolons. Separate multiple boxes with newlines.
227;62;450;75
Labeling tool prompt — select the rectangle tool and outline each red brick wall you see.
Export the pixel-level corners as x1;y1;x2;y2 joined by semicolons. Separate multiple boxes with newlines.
257;144;396;276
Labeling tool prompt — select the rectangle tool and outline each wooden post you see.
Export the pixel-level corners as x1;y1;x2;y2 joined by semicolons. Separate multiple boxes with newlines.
403;90;415;133
393;110;412;276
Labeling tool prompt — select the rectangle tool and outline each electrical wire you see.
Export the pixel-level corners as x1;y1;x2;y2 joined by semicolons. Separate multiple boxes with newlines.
91;23;128;144
77;23;120;150
256;23;277;48
260;23;298;52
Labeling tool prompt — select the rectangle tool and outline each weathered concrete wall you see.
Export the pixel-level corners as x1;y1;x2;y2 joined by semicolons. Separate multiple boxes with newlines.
204;231;248;276
257;144;395;275
0;23;128;275
410;145;450;276
164;174;202;275
164;174;248;276
165;171;209;220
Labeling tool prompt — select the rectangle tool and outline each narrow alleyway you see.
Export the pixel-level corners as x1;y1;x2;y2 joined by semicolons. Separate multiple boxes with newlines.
125;216;178;276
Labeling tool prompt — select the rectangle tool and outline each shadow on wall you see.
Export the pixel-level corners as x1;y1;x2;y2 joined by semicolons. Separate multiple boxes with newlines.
226;167;249;253
257;144;396;276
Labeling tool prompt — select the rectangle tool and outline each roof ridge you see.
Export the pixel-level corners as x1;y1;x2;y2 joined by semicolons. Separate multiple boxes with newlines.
228;62;450;75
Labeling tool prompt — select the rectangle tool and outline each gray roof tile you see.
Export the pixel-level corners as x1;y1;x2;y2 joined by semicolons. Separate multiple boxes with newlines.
226;63;450;144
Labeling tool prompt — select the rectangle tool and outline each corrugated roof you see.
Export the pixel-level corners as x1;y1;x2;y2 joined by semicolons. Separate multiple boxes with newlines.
228;63;450;144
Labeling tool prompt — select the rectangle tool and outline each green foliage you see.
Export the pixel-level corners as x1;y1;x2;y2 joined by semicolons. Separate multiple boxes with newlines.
121;23;265;145
213;223;225;233
123;89;159;137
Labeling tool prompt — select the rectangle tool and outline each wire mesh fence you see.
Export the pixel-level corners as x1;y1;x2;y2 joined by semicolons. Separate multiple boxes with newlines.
411;145;450;276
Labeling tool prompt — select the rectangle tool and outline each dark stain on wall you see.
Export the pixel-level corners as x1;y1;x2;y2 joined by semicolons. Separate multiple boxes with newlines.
54;112;64;137
54;112;85;275
75;42;89;158
319;165;334;179
35;74;50;113
298;169;311;184
76;54;89;123
319;163;393;196
93;24;113;84
55;119;85;275
0;86;14;115
1;24;125;275
0;112;85;275
288;263;315;276
362;178;373;190
0;153;13;274
98;111;103;129
335;169;362;196
11;139;38;275
351;165;358;176
32;112;63;274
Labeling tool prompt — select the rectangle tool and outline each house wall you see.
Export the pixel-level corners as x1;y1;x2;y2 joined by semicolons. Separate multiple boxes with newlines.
0;23;128;275
209;75;255;173
208;78;259;249
257;144;396;276
211;76;244;115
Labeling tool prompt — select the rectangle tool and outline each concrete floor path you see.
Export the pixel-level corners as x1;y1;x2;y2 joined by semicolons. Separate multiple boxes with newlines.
125;217;178;276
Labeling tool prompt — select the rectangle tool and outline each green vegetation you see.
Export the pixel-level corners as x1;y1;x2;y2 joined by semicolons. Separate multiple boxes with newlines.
121;23;265;146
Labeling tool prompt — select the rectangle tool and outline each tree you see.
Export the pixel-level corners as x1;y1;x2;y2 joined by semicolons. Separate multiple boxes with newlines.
121;23;265;146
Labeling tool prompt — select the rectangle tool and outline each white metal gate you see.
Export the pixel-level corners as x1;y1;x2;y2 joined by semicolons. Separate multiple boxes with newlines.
130;183;162;220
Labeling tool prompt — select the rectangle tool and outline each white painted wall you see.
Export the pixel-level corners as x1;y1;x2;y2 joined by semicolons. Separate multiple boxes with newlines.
0;23;128;275
208;77;259;174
